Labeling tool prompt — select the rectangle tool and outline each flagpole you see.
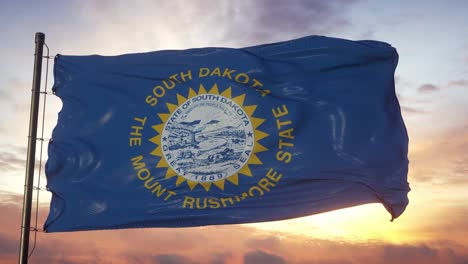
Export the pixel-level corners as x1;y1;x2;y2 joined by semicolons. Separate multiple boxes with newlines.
19;32;45;264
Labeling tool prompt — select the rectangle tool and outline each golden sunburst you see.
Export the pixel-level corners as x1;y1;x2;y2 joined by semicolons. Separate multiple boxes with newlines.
149;83;268;191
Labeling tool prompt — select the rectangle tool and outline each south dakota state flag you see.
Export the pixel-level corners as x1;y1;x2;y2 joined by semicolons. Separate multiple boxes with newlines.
44;36;409;232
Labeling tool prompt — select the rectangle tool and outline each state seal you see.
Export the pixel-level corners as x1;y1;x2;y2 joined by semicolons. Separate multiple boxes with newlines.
149;84;269;191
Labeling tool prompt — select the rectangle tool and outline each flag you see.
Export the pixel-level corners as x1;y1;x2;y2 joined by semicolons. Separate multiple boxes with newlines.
44;35;409;232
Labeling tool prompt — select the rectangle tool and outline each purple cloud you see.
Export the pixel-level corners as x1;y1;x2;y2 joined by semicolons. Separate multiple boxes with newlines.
400;106;426;115
222;0;359;45
0;145;42;173
417;80;467;94
210;252;232;264
244;250;286;264
155;254;195;264
245;236;282;251
418;84;439;93
448;79;468;87
383;245;468;264
0;233;17;255
383;244;438;263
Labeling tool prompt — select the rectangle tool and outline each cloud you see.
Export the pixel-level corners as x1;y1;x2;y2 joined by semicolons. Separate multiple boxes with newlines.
383;244;437;263
0;78;32;118
400;106;426;115
409;123;468;186
155;254;195;264
0;146;27;172
0;144;42;173
0;194;467;264
210;251;232;264
418;84;439;93
245;236;281;251
56;0;360;56
395;87;429;117
357;29;375;39
0;76;59;171
383;245;468;264
0;78;26;106
0;233;17;255
0;89;12;105
410;207;468;248
244;250;286;264
448;79;468;87
311;261;352;264
417;80;467;94
219;0;358;45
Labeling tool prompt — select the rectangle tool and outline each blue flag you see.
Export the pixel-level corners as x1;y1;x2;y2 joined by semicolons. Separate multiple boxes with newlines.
44;36;409;232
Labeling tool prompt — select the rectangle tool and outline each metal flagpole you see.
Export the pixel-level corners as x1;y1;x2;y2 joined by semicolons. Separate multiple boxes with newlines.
19;32;45;264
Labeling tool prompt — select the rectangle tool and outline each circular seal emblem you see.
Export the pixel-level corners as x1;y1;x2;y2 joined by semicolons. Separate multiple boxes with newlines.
161;94;254;183
149;83;268;191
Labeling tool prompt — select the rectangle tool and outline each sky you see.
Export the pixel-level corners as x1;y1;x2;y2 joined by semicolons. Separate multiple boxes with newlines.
0;0;467;263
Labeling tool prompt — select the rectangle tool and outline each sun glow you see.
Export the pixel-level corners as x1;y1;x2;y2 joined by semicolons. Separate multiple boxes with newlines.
249;203;420;244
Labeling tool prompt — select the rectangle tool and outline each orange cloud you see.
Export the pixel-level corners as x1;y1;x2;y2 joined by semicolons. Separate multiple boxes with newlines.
409;123;468;186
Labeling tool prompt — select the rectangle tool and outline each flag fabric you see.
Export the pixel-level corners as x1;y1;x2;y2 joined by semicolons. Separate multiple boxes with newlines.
44;35;409;232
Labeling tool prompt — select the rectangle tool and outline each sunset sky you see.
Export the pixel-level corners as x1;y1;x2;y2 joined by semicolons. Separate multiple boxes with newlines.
1;0;468;263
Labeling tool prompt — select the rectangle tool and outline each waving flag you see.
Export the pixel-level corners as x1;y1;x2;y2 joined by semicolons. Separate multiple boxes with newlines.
44;36;409;232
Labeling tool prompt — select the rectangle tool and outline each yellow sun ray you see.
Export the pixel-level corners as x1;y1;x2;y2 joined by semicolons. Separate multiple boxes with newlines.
232;94;246;105
188;87;197;99
187;180;198;190
198;84;207;94
176;94;186;105
213;180;225;190
152;124;164;133
251;117;265;129
156;157;168;168
238;165;252;177
158;113;170;123
220;87;232;98
254;143;268;153
166;103;178;113
175;176;186;186
226;174;239;185
200;182;212;192
254;130;269;141
248;154;262;165
149;135;161;145
244;105;257;116
208;83;219;94
165;168;177;179
150;146;162;157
